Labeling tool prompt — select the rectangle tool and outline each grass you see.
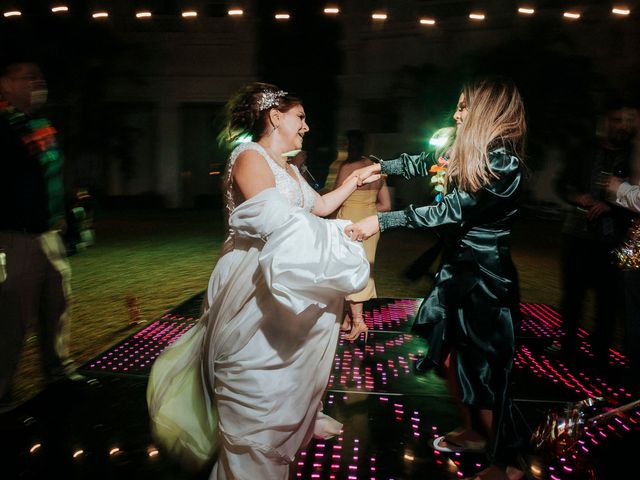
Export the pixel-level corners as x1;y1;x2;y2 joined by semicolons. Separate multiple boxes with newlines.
12;209;567;404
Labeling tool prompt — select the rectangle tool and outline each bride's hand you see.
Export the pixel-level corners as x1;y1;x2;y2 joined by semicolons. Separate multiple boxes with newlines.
344;215;380;242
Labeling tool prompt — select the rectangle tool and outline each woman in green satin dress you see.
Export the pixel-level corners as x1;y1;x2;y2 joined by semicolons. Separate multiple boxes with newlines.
346;78;526;480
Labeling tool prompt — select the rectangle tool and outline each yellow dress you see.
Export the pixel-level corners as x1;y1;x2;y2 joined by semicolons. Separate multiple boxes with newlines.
337;189;380;302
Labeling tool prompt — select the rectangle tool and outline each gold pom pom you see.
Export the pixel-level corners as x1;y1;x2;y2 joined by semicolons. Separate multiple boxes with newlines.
613;218;640;270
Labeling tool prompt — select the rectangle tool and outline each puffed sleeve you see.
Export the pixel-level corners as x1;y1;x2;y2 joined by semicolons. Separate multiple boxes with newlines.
378;150;521;232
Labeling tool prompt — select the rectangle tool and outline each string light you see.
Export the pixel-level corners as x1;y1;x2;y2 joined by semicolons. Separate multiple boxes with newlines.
29;443;42;454
612;7;631;16
4;6;637;25
518;7;535;15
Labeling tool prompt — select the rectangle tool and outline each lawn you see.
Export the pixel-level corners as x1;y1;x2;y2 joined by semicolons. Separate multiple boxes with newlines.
12;209;566;404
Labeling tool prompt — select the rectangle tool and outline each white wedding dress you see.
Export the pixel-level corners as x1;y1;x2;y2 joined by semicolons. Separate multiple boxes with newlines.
147;142;369;479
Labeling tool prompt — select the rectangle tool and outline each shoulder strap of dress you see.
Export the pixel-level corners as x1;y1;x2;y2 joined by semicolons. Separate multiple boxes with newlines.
228;142;281;174
228;141;269;166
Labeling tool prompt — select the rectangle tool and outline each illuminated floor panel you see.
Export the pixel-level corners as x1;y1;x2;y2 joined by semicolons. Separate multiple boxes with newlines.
5;296;636;480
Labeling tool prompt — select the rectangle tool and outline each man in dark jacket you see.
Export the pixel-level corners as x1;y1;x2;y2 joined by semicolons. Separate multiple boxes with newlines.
0;57;87;413
556;101;638;363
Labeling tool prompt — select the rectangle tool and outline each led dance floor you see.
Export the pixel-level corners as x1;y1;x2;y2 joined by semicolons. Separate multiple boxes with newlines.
2;295;638;480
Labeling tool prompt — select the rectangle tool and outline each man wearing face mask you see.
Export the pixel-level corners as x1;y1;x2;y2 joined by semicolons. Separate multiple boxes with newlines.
0;57;89;413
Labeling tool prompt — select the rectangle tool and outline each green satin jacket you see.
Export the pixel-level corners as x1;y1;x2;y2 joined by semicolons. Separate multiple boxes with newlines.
378;148;523;374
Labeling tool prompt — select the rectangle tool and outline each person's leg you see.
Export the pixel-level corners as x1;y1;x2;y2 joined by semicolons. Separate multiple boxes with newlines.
37;232;73;380
457;297;523;478
340;304;352;331
435;352;487;450
591;246;619;363
560;237;588;353
344;301;368;342
0;233;43;402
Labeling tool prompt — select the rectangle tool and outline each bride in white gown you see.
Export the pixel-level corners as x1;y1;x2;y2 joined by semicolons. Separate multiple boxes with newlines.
147;83;380;479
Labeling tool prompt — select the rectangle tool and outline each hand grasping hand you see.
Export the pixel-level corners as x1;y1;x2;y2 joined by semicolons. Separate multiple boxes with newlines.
344;215;380;242
350;164;382;187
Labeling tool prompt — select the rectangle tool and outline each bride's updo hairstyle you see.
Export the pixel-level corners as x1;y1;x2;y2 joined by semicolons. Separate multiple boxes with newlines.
219;82;301;146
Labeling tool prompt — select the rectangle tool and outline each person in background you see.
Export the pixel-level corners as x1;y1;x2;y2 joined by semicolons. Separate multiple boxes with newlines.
555;101;638;362
605;117;640;387
334;129;391;341
0;56;90;413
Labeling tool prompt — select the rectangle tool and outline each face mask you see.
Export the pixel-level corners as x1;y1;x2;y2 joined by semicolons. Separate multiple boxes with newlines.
30;88;48;111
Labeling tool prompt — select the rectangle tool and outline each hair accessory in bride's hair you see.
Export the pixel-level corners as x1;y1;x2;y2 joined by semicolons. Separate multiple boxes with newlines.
258;90;288;111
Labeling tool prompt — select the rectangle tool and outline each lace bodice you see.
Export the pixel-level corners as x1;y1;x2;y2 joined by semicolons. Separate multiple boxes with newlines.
221;142;317;252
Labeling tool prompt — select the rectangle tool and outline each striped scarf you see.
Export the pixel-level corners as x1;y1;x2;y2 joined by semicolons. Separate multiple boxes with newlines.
0;99;65;227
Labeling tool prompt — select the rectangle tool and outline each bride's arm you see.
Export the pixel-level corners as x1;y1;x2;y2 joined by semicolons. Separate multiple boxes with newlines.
311;163;382;217
311;174;359;217
232;150;276;200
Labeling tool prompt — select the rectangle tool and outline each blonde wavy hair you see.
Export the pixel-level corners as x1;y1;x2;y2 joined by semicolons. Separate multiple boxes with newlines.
447;78;526;193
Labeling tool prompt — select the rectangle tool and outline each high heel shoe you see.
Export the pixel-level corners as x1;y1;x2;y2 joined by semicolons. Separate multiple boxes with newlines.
344;315;368;342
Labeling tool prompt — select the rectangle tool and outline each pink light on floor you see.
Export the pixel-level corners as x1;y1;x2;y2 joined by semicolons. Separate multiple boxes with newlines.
515;345;632;400
86;318;197;373
364;299;420;331
332;333;421;389
292;396;426;479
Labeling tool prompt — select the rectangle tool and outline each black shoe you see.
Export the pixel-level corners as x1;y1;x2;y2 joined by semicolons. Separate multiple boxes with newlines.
413;356;437;375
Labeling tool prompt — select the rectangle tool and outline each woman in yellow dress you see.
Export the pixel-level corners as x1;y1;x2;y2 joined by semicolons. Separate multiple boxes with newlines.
334;130;391;341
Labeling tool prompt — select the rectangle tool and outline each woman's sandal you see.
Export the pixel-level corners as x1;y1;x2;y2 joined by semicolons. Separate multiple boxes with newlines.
431;435;486;453
344;314;368;342
431;428;487;453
